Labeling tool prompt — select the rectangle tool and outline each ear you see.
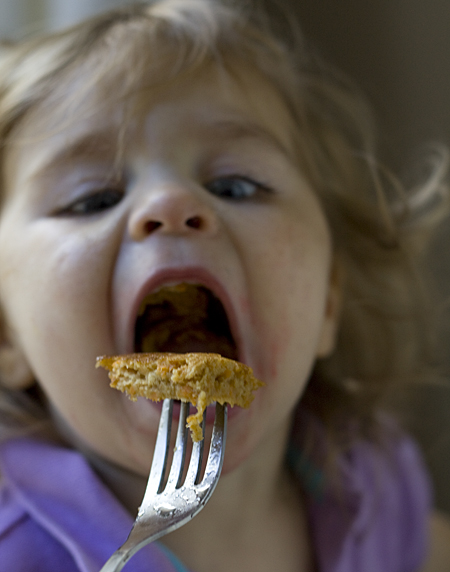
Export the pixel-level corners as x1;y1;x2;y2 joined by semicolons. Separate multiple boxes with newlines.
0;315;34;390
316;256;344;359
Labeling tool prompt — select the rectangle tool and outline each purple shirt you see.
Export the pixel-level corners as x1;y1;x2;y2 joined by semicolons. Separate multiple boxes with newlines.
0;424;431;571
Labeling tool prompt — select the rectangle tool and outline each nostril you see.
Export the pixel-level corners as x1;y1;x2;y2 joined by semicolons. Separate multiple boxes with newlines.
186;216;203;230
144;220;163;234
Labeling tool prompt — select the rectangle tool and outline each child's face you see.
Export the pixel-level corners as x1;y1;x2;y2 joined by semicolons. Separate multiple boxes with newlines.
0;63;340;475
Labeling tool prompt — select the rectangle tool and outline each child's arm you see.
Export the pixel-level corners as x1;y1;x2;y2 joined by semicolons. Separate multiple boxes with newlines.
421;512;450;572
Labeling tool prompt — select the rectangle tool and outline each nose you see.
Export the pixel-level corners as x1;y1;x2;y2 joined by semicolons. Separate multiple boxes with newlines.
128;184;219;241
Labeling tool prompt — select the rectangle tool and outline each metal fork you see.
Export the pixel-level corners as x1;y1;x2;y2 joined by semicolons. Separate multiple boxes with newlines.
99;399;227;571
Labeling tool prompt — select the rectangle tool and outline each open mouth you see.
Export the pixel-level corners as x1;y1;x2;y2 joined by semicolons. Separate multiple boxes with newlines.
133;283;238;360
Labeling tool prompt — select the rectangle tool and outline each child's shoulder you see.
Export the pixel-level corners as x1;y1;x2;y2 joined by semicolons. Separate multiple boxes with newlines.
0;476;79;570
291;410;432;572
0;437;105;570
0;437;185;572
0;481;26;539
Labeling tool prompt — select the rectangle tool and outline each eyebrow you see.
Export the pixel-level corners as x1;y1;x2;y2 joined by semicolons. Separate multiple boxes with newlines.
50;132;119;164
201;119;294;159
30;130;122;183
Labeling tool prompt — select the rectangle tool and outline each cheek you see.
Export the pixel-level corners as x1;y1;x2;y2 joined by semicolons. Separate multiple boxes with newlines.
242;213;332;383
4;230;95;311
0;221;118;381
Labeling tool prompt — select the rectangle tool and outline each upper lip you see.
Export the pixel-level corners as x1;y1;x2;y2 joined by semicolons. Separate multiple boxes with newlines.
124;266;242;359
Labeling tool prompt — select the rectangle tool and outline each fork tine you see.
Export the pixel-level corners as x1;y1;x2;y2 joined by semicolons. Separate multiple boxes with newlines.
202;403;227;487
165;401;190;489
146;398;173;494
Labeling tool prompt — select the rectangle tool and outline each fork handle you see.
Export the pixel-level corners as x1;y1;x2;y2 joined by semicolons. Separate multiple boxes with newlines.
99;523;164;572
99;549;131;572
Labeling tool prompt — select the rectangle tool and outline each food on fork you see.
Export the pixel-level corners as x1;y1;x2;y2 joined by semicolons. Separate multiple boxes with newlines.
96;352;264;441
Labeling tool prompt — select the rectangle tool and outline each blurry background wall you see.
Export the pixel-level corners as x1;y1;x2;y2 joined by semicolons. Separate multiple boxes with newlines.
1;0;449;511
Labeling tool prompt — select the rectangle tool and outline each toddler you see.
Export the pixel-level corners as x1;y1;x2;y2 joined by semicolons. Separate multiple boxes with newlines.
0;1;448;571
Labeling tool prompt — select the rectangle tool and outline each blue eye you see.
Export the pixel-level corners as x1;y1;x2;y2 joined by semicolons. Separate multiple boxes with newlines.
57;189;124;216
205;176;270;200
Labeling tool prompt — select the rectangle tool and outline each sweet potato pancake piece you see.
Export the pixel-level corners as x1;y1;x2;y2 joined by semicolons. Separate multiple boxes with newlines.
96;352;264;441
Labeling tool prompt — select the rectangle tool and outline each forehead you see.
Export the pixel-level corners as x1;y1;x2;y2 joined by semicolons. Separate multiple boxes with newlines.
7;59;297;178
